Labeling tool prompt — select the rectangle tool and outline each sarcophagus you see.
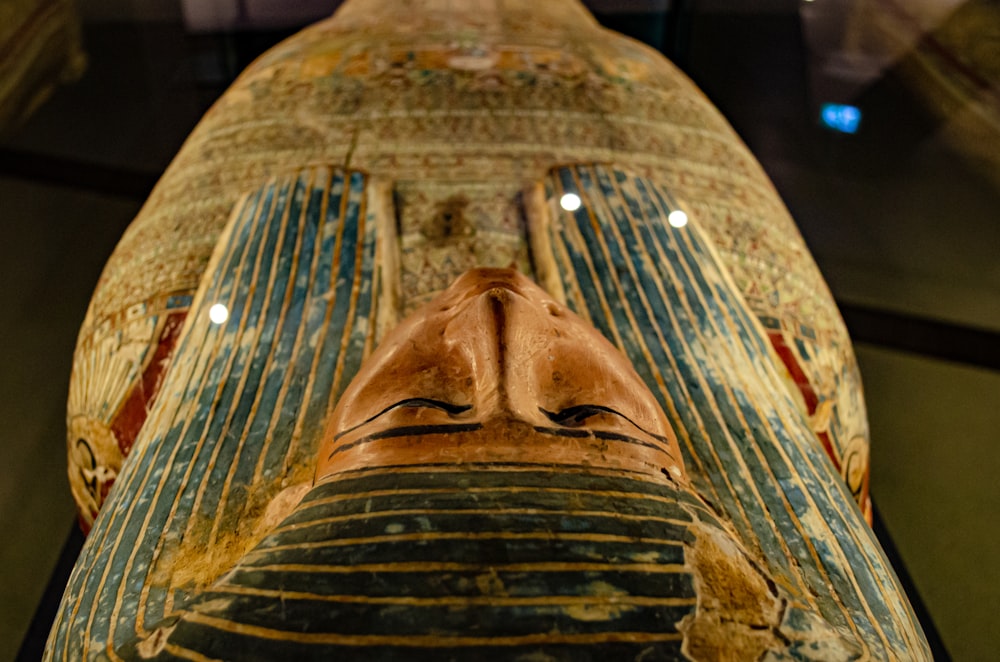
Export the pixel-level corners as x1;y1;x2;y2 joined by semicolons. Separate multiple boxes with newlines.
51;1;928;659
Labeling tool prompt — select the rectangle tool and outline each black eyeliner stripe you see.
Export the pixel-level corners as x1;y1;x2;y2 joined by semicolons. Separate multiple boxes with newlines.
334;401;474;440
329;421;670;462
529;426;670;453
328;423;485;459
323;462;667;482
539;406;671;444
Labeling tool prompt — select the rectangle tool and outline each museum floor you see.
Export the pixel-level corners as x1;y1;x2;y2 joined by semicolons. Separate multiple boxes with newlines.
2;3;997;660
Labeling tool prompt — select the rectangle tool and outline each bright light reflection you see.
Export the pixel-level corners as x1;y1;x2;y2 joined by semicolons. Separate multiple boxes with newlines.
668;210;688;228
560;193;582;211
209;303;229;325
820;103;862;134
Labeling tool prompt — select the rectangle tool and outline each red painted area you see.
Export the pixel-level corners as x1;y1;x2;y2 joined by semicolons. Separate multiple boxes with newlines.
767;330;819;415
860;466;872;524
768;330;844;472
817;430;840;471
110;311;187;457
767;330;874;521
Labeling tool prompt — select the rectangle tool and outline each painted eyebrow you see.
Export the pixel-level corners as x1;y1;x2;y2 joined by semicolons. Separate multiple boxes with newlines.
335;398;472;440
539;405;670;444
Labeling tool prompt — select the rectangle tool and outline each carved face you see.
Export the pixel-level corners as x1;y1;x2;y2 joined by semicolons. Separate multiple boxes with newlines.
317;267;685;483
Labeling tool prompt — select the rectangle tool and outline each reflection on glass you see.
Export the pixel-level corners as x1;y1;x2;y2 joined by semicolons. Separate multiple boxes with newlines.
209;303;229;324
560;192;582;211
820;103;862;134
668;210;689;228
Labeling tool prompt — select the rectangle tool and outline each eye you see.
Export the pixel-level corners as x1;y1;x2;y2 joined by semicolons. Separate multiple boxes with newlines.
335;398;473;440
381;398;471;417
76;438;97;469
361;398;472;426
540;405;669;443
540;404;627;428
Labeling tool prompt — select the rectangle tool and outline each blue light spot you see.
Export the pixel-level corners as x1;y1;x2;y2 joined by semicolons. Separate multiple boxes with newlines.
820;103;862;134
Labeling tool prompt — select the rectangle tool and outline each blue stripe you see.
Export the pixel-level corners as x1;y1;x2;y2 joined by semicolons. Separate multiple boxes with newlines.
626;176;828;598
182;177;292;538
611;165;861;633
573;166;803;592
68;185;274;652
647;183;901;647
166;294;193;309
540;164;920;656
553;168;616;342
298;175;351;441
331;171;373;399
260;172;330;476
50;169;379;656
218;172;314;520
131;178;285;598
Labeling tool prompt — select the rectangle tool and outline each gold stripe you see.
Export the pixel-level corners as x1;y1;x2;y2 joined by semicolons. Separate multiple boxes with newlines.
371;176;399;346
205;168;316;549
553;169;627;351
331;174;370;399
184;611;686;646
327;461;666;482
243;530;686;556
594;167;729;512
163;643;217;662
523;180;567;303
240;561;688;574
300;485;691;510
638;174;877;645
214;585;698;607
275;167;350;468
618;170;815;599
99;182;274;649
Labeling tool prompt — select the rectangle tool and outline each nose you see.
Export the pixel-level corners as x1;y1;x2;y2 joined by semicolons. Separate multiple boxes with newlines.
446;278;553;425
442;267;533;306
